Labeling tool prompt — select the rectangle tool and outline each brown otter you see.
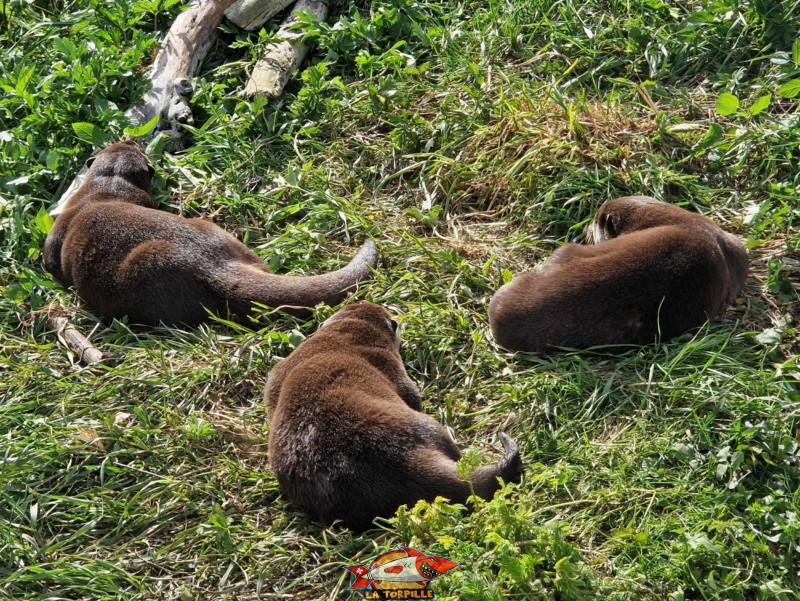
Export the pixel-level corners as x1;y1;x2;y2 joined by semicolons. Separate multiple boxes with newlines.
489;196;748;352
42;141;379;326
265;303;522;531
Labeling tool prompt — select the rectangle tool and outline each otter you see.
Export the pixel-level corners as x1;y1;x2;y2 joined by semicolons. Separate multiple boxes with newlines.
265;303;522;531
42;141;379;326
489;196;748;353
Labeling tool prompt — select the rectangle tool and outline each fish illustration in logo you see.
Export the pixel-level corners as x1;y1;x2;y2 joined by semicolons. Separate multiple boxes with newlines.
344;547;458;590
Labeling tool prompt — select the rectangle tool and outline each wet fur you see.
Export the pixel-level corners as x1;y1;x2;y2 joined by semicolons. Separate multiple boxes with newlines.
265;303;521;531
489;196;748;352
43;141;379;326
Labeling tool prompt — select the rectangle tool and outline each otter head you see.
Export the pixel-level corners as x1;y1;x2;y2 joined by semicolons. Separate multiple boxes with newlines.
321;303;400;349
86;140;155;193
588;196;663;244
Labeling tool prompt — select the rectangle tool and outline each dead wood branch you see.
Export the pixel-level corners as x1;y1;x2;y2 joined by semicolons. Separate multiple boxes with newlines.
47;315;114;367
126;0;239;147
244;0;328;98
225;0;296;30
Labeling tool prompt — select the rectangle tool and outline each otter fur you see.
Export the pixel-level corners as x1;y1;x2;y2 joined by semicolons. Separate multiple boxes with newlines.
42;141;379;326
265;303;522;531
489;196;748;352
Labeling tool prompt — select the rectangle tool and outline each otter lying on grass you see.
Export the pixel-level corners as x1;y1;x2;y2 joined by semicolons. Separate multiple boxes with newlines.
266;303;522;531
43;141;378;326
489;196;748;352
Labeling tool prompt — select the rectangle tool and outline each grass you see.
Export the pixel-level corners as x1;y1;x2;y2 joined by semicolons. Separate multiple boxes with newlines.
1;0;800;599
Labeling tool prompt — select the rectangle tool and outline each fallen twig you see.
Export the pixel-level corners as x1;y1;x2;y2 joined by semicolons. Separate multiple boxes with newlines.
47;315;114;367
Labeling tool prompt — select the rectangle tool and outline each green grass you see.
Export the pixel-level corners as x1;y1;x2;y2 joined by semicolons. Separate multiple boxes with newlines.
2;0;800;599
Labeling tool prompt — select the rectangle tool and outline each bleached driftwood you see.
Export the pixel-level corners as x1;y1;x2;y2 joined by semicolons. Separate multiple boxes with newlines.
225;0;296;30
54;0;327;215
244;0;329;98
52;0;237;215
50;165;88;215
126;0;239;144
47;315;114;367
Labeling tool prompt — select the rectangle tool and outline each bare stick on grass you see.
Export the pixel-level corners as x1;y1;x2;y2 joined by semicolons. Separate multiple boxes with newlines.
47;314;114;367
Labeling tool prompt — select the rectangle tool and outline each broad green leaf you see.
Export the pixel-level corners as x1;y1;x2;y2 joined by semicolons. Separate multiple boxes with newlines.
14;65;36;108
6;175;29;187
145;133;166;161
45;150;60;171
756;327;782;345
715;93;739;116
53;38;79;61
777;79;800;99
694;123;723;152
123;114;159;138
3;284;27;302
747;94;771;116
14;65;36;96
72;122;109;147
793;38;800;66
32;208;53;235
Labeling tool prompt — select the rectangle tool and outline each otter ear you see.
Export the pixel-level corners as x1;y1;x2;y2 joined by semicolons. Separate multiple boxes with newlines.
85;156;96;169
386;316;401;350
605;213;619;238
147;164;155;178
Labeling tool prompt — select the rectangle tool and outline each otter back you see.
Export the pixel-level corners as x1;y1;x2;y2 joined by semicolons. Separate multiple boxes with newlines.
489;196;748;353
265;303;521;531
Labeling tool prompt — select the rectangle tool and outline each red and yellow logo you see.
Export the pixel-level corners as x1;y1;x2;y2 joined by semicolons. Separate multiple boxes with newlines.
343;547;458;599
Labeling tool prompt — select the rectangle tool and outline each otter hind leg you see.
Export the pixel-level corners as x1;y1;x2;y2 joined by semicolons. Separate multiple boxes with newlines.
402;435;521;508
293;433;521;531
111;240;216;326
323;451;473;531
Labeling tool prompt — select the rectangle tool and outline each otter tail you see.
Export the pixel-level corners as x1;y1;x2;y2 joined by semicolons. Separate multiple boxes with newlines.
220;240;379;318
469;432;522;499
